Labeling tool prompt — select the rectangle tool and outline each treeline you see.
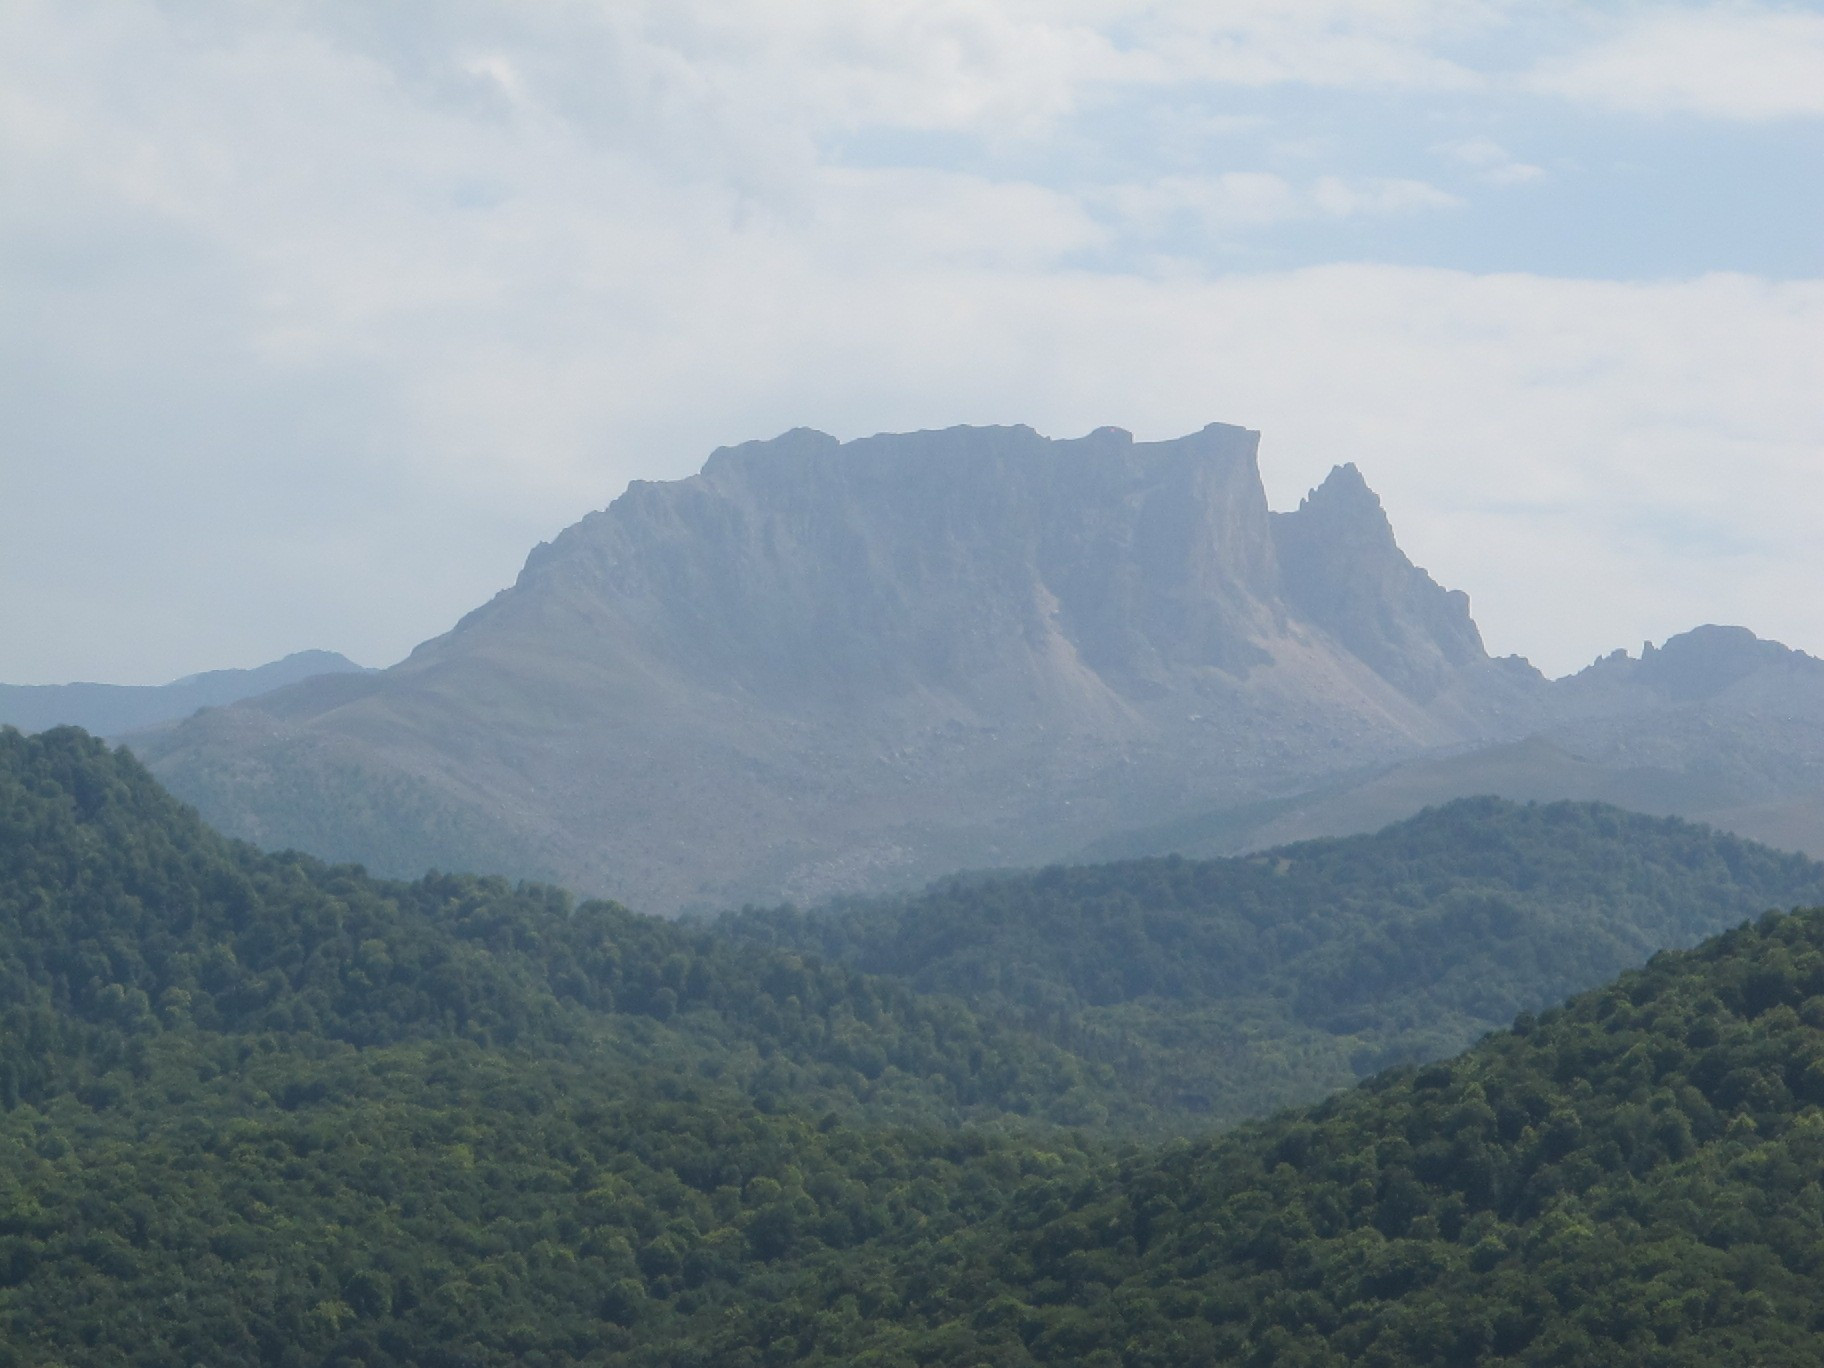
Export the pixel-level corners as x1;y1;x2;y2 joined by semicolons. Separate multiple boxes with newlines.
716;798;1824;1119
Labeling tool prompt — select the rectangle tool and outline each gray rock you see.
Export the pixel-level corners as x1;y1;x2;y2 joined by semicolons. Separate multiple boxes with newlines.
133;423;1824;913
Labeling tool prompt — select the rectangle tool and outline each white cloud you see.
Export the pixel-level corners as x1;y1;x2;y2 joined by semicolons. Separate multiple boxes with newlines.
1;0;1820;687
1106;171;1459;243
1107;172;1300;233
807;167;1108;268
621;0;1498;134
1308;174;1461;215
1477;163;1543;187
1088;0;1494;92
1527;6;1824;119
1433;136;1545;185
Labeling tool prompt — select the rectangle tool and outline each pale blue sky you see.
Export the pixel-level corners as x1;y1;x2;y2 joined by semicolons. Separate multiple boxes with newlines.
2;1;1821;683
837;52;1824;281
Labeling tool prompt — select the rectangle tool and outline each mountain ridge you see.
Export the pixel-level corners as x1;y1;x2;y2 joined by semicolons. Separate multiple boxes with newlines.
1110;624;1824;865
139;423;1535;912
130;422;1824;913
715;793;1824;1120
0;650;368;737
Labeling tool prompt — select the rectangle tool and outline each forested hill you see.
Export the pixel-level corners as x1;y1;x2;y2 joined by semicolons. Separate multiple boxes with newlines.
11;729;1824;1362
690;904;1824;1364
0;726;1136;1132
717;798;1824;1120
0;726;1155;1364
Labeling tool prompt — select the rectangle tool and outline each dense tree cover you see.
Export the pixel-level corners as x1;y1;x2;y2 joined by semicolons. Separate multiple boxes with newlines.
0;727;1130;1131
0;728;1128;1363
13;727;1824;1364
716;799;1824;1119
0;1027;1109;1366
687;906;1824;1364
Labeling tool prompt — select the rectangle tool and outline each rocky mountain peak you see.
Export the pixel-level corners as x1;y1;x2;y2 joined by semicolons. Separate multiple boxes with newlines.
1640;625;1815;699
1270;464;1485;700
496;422;1289;708
1302;461;1382;516
139;421;1545;913
1568;625;1820;702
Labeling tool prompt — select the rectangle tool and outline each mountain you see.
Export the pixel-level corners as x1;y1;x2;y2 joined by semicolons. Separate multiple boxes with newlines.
1103;624;1824;865
0;649;367;736
134;424;1544;912
717;796;1824;1122
126;422;1824;912
1272;462;1489;703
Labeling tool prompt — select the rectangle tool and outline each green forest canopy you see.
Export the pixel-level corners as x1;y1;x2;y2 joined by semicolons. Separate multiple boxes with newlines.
716;798;1824;1119
8;727;1824;1363
684;904;1824;1365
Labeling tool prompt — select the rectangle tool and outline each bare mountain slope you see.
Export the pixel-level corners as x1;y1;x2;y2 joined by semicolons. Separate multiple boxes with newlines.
0;651;367;737
1094;625;1824;864
135;422;1543;912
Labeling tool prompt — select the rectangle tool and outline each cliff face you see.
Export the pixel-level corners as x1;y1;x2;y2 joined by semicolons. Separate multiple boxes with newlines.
138;423;1539;913
439;423;1502;718
1272;465;1487;702
450;423;1284;706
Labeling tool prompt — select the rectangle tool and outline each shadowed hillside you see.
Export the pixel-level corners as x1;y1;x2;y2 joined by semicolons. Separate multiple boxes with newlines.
718;797;1824;1121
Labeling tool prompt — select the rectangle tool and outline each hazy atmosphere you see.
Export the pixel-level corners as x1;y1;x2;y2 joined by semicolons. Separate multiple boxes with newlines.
4;0;1822;684
16;9;1824;1363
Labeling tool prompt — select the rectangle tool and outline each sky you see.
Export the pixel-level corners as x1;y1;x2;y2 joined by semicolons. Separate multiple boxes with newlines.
2;0;1822;685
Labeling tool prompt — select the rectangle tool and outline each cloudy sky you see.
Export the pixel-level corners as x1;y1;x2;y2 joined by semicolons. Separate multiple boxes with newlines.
3;0;1821;684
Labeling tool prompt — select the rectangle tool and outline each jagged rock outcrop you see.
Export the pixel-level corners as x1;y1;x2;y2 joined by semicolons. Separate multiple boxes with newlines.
134;423;1548;913
1561;624;1821;705
1272;464;1486;701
